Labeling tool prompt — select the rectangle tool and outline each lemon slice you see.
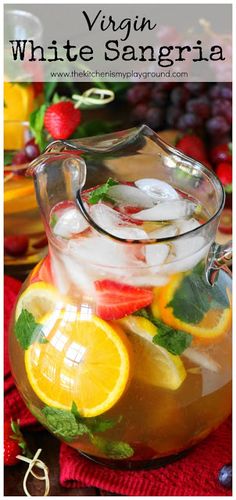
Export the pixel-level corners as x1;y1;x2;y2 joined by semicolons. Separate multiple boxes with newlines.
119;316;186;390
15;282;61;322
25;311;131;417
159;274;232;340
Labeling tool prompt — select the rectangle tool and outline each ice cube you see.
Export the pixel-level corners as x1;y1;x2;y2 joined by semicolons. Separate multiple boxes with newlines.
53;207;89;238
132;200;196;221
50;252;70;295
145;243;170;266
90;203;148;240
177;218;200;235
148;225;178;239
122;273;170;287
62;254;95;295
68;234;140;269
183;348;220;373
111;227;148;239
107;184;154;208
163;236;210;273
135;178;179;202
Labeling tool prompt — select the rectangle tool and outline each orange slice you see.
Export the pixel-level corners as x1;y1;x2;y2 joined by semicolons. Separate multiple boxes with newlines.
159;274;231;340
4;176;36;215
25;311;131;417
4;82;35;150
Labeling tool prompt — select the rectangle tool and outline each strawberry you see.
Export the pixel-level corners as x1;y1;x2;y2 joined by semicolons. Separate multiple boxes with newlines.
210;143;232;165
95;279;153;320
215;162;232;187
114;206;143;226
44;101;81;140
4;420;27;466
4;235;29;257
176;134;207;163
32;82;44;98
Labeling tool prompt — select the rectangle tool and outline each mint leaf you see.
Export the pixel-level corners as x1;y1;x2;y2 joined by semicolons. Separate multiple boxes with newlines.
29;104;47;151
133;309;192;355
88;178;119;205
91;436;134;459
224;184;232;194
71;402;119;434
14;309;47;350
42;406;80;442
153;327;192;355
50;213;58;228
167;267;230;324
4;152;14;166
44;82;58;102
86;415;122;433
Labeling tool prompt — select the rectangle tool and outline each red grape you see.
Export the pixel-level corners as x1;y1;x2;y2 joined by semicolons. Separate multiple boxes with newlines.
206;116;230;136
126;84;152;105
170;86;190;106
177;113;202;131
186;96;211;119
24;138;40;160
145;107;165;129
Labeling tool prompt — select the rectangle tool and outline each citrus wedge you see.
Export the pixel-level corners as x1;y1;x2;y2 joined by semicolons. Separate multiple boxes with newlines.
120;315;186;390
15;282;61;321
159;274;232;340
4;82;34;121
4;82;35;149
25;311;131;417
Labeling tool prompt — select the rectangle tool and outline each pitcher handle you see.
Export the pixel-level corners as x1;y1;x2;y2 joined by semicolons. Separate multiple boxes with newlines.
205;240;232;285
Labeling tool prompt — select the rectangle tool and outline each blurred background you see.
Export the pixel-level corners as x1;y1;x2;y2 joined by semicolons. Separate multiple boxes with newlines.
4;80;232;278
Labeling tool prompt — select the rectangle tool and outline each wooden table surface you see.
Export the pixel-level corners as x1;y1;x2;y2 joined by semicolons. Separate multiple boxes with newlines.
4;429;117;496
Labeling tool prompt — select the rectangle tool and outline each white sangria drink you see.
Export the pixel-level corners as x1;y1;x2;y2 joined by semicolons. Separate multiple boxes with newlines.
9;127;232;468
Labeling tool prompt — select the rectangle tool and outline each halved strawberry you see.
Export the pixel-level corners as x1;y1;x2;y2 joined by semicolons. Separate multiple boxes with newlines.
95;280;153;320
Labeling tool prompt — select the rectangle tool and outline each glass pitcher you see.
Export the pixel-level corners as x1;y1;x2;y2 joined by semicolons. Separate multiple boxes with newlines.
9;125;232;469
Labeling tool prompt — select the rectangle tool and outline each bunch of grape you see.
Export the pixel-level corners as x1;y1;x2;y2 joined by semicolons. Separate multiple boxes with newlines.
125;82;232;147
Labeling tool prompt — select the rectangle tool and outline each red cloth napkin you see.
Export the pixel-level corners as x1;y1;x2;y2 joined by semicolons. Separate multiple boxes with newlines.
4;275;232;496
60;419;232;496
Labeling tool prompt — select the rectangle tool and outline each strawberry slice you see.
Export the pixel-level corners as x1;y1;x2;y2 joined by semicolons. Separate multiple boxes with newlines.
95;280;153;320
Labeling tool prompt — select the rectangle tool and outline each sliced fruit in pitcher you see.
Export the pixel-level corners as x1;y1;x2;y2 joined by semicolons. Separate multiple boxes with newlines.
95;280;153;320
15;282;62;321
120;314;187;390
159;272;231;340
25;312;131;417
132;334;186;390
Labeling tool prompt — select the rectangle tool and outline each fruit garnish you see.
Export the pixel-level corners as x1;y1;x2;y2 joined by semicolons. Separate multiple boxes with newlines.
24;311;131;417
95;280;153;320
131;331;186;390
159;270;231;339
24;138;40;161
4;420;27;466
30;255;53;284
218;463;232;489
87;178;119;205
4;235;29;257
215;162;232;190
176;134;208;163
210;143;232;165
15;282;61;322
120;313;190;388
218;208;232;234
44;101;82;140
